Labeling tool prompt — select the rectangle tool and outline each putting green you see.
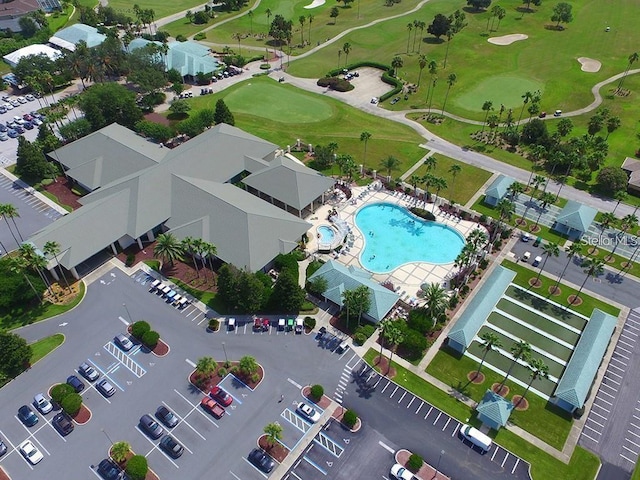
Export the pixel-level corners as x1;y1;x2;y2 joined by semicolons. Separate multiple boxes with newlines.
454;75;545;113
224;82;333;124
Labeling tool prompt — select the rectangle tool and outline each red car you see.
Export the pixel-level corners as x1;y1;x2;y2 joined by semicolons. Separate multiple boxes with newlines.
201;397;225;418
210;386;233;407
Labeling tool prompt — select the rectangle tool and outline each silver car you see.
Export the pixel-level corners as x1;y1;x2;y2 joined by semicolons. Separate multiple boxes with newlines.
114;334;133;351
33;394;52;414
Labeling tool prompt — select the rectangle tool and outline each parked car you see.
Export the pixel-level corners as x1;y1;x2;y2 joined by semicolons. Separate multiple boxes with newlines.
96;379;116;397
554;109;562;117
9;99;19;107
532;255;542;267
14;125;24;134
160;435;184;458
18;405;38;427
538;111;547;118
25;94;35;101
210;386;233;407
23;121;34;130
97;458;122;480
23;113;33;121
67;375;85;392
7;129;18;138
460;423;492;452
296;402;321;423
0;132;7;141
33;393;53;414
200;396;225;418
248;448;275;473
52;412;74;436
3;102;13;110
78;361;100;381
0;106;6;114
17;96;27;104
114;333;133;351
521;232;531;242
139;414;164;439
19;440;43;465
156;405;179;428
0;124;6;132
390;463;415;480
390;97;400;105
522;251;531;262
0;438;6;457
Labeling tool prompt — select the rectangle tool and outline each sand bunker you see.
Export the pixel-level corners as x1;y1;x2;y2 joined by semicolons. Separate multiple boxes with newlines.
577;57;602;73
488;34;528;46
304;0;325;8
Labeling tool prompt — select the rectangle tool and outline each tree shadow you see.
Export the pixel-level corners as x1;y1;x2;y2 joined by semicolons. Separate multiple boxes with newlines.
424;37;445;45
462;6;487;14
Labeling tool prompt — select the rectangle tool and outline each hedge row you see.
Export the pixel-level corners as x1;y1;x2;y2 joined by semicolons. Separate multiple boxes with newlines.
317;76;354;92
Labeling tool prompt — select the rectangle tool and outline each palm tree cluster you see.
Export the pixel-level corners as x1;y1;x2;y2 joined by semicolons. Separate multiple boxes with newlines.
153;233;217;280
454;229;488;281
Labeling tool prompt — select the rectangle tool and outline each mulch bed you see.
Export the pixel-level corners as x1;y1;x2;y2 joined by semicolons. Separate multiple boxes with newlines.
467;371;485;384
604;255;616;263
587;247;599;256
152;339;169;356
528;278;542;288
567;295;583;306
331;407;362;432
72;404;91;424
43;280;83;305
511;395;529;411
257;435;289;463
41;176;83;210
144;112;171;126
372;354;397;379
548;286;561;296
528;225;541;233
491;383;509;397
113;450;160;480
302;387;332;410
0;467;10;480
190;361;264;393
396;449;450;480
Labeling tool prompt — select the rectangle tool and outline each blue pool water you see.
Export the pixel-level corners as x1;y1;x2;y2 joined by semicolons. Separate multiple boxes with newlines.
355;203;465;273
318;225;336;243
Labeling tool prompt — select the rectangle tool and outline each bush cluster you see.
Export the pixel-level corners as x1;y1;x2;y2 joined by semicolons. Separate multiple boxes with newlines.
316;76;354;92
142;330;160;348
208;318;220;331
407;453;424;472
303;316;316;329
60;393;82;416
131;321;150;339
51;383;75;404
310;384;324;401
125;454;148;480
409;207;436;221
342;409;358;428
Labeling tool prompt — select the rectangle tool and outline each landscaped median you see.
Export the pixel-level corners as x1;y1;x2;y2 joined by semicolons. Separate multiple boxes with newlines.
362;349;600;480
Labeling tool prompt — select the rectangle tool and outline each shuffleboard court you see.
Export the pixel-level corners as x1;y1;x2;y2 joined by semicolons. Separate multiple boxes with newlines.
504;285;587;330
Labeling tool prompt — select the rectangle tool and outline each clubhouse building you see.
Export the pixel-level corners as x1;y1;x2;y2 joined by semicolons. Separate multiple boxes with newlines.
29;123;334;278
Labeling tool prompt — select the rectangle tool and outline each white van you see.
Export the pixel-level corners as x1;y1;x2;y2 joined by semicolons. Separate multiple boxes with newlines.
460;424;492;452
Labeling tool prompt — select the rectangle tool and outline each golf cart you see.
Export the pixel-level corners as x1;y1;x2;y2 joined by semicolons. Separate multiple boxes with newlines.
253;318;269;332
286;318;295;332
295;318;303;334
278;318;286;331
227;318;236;331
522;251;531;263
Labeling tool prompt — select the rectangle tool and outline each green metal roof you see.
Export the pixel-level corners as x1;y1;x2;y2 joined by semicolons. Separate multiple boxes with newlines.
553;309;617;410
166;41;218;76
49;24;106;49
447;266;516;349
554;200;597;233
307;260;399;322
485;175;515;201
476;389;514;427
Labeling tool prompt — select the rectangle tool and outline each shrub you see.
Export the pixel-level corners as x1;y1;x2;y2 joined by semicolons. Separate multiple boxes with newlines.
409;207;436;221
131;321;151;339
251;373;260;383
300;301;315;311
342;409;358;428
353;332;367;345
407;453;423;472
125;454;148;480
316;76;354;92
407;308;432;335
306;260;324;277
400;329;428;361
310;384;324;401
573;406;585;419
208;318;220;331
175;34;187;42
60;392;82;415
218;367;227;377
303;316;316;329
448;295;459;309
125;253;135;267
142;330;160;348
354;324;376;339
51;383;75;404
224;360;232;369
259;63;271;70
193;32;206;41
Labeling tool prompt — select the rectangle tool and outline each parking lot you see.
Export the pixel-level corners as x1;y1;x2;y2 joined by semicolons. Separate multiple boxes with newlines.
0;267;354;480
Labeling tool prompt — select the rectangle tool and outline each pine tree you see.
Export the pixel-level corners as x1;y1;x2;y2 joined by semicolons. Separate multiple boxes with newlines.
214;99;235;125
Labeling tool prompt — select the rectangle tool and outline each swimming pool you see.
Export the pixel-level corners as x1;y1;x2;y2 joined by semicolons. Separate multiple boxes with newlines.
318;225;336;244
355;203;465;273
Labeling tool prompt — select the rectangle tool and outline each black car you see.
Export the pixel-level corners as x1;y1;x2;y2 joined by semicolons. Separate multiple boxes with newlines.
67;374;85;392
0;438;7;457
96;379;116;397
18;405;38;427
0;124;6;132
248;448;275;473
97;458;121;480
139;414;164;439
52;412;74;436
78;362;100;381
159;435;184;458
156;405;179;428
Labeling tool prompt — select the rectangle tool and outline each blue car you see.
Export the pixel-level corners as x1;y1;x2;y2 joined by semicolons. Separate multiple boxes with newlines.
14;125;24;134
7;129;18;138
18;405;38;427
23;121;33;130
0;124;7;132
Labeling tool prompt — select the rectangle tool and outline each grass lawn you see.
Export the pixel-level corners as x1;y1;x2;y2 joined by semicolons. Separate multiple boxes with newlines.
472;196;570;246
406;153;491;206
581;243;640;280
170;278;229;314
30;333;64;365
47;5;74;32
427;347;572;449
501;259;620;317
39;190;73;212
162;4;256;40
0;282;85;331
175;75;427;177
107;0;207;21
363;348;599;480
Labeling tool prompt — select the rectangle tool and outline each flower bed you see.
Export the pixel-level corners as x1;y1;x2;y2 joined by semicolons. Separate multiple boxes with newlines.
190;362;264;392
257;435;289;463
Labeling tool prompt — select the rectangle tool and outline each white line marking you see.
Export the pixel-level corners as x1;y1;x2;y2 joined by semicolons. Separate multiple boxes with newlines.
415;402;423;415
501;452;509;468
389;386;398;398
119;316;130;326
381;382;390;394
433;412;442;425
581;432;599;443
397;391;407;404
591;411;607;421
596;396;613;406
622;445;639;455
287;378;302;389
583;424;601;435
588;418;605;428
185;358;196;368
593;403;610;413
626;438;640;449
620;453;636;464
511;458;520;474
424;406;433;419
378;441;394;453
407;397;415;409
442;418;451;431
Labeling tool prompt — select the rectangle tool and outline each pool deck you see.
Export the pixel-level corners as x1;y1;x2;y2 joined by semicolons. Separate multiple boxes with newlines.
306;186;484;304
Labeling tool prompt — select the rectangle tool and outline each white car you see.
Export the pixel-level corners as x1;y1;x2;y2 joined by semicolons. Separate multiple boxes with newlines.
3;102;13;110
33;393;53;414
17;96;27;104
19;440;43;465
296;402;321;423
390;463;415;480
25;94;35;101
9;99;19;107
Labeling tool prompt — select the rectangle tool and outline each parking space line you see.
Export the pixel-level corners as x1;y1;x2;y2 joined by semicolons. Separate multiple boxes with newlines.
433;411;442;425
500;451;510;468
135;426;179;469
622;331;638;338
424;406;433;419
583;424;602;434
593;403;610;413
591;411;607;421
366;372;375;383
0;428;18;460
90;363;125;392
242;457;269;478
452;423;461;437
491;447;499;461
617;345;634;354
622;445;638;456
389;386;398;398
373;376;383;388
588;418;605;428
626;438;640;449
314;432;344;457
406;397;415;409
415;401;423;415
229;471;242;480
302;453;328;475
442;417;451;431
607;370;623;379
631;423;640;430
397;391;406;404
104;342;146;378
601;383;617;393
620;453;637;464
615;352;631;360
618;338;636;347
630;431;640;439
600;390;616;398
511;458;520;474
612;358;628;367
162;401;206;441
581;432;599;443
381;382;390;394
596;396;613;406
173;389;219;428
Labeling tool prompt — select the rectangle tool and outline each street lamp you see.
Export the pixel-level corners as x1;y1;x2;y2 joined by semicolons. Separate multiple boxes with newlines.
221;341;228;363
122;303;132;323
434;449;445;479
101;428;114;446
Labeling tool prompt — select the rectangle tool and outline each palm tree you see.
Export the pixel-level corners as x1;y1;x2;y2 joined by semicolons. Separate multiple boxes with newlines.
360;131;371;172
8;256;42;302
181;237;199;276
609;214;638;259
527;145;547;186
516;358;549;407
0;203;24;243
431;177;448;212
491;199;515;243
423;155;437;173
380;155;400;179
378;319;391;363
573;258;605;304
343;42;351;66
532;191;556;230
196;356;217;375
417;55;427;86
613;190;628;214
498;341;532;394
110;441;131;463
383;321;404;374
240;355;259;375
19;243;53;296
421;173;435;200
0;203;20;247
552;242;583;294
44;240;70;291
617;52;639;93
425;61;437;109
517;91;533;128
448;164;461;201
422;283;448;327
521;175;546;222
473;332;502;381
441;73;457;115
265;8;272;29
481;100;493;133
599;212;618;242
467;228;488;253
416;20;426;53
533;242;559;286
391;56;403;76
298;15;305;43
202;241;217;277
307;14;314;44
263;422;283;450
248;10;254;35
410;174;421;197
406;23;413;53
154;233;183;267
507;182;525;202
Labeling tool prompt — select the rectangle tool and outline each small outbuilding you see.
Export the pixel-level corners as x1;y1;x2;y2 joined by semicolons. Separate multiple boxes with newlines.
551;200;597;239
476;389;514;430
3;44;62;68
621;157;640;195
484;175;515;206
49;24;106;51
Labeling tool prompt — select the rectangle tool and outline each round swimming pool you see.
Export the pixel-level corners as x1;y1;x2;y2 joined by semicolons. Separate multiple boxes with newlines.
317;225;336;244
355;203;465;273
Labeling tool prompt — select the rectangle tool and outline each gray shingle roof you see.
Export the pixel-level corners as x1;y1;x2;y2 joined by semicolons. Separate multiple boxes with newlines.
553;309;617;410
485;175;515;202
307;260;399;322
554;200;597;233
243;155;335;211
447;266;516;349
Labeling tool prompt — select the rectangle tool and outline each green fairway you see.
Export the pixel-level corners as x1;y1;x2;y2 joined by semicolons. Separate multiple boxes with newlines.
225;82;333;123
504;285;587;330
106;0;206;20
30;334;64;365
454;75;545;112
